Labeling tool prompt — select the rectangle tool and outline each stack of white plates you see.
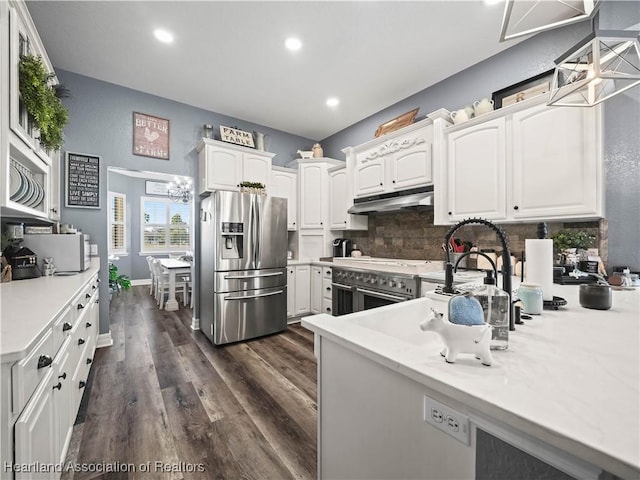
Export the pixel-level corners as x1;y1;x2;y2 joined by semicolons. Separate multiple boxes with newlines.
9;159;44;209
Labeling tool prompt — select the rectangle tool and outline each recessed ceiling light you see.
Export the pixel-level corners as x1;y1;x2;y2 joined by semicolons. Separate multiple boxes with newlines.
326;97;340;107
285;37;302;51
154;29;174;44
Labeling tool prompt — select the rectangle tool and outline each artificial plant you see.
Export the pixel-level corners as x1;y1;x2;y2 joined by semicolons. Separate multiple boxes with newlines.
109;262;131;292
19;54;69;150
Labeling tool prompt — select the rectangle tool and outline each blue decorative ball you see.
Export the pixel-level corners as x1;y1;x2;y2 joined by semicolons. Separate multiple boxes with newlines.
449;295;485;325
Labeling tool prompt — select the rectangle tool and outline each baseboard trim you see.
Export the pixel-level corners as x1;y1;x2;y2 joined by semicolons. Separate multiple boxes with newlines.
130;278;151;286
191;316;200;331
96;332;114;348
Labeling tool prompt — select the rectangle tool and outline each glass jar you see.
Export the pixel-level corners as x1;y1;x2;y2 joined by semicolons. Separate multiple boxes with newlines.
203;124;214;139
518;283;544;315
471;271;510;350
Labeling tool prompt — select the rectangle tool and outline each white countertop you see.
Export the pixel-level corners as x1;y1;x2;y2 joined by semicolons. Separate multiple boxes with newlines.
302;283;640;479
0;258;100;363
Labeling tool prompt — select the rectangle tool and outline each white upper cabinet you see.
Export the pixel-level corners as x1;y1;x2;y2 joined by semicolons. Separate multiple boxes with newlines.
345;119;437;199
271;166;297;230
328;165;367;231
510;103;600;220
1;1;60;221
444;118;507;222
197;138;274;194
298;158;342;229
434;96;603;225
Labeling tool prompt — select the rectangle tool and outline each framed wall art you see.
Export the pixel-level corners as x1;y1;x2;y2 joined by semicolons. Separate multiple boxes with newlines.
145;180;170;195
133;112;170;160
492;69;554;109
65;152;101;208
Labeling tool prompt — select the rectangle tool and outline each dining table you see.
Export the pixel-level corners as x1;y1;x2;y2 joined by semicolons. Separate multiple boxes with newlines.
158;258;192;311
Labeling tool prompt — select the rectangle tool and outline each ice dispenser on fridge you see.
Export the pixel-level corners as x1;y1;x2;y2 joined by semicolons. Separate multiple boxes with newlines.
221;222;243;259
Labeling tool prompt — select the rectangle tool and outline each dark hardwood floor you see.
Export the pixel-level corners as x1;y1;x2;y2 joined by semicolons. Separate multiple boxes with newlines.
62;286;317;480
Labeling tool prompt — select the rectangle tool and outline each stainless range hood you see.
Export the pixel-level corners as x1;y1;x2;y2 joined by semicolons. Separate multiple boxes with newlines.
347;185;434;214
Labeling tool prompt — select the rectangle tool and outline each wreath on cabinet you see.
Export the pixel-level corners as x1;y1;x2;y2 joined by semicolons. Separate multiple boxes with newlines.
18;54;69;151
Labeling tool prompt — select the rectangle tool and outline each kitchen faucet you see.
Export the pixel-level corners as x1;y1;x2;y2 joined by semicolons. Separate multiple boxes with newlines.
442;217;516;331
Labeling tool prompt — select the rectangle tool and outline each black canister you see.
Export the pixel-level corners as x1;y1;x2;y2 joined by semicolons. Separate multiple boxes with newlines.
579;284;612;310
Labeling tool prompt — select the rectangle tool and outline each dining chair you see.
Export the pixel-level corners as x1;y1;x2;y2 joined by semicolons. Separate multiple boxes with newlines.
151;259;188;310
146;256;156;296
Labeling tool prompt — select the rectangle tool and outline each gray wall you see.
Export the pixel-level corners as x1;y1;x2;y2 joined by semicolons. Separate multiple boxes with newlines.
320;1;640;272
57;70;316;335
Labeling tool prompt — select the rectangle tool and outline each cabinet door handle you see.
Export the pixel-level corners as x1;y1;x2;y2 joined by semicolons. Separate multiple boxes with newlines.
53;382;62;391
86;293;91;299
514;205;519;210
392;180;396;183
58;372;67;380
326;287;331;291
326;307;332;312
86;358;93;365
379;182;383;186
448;211;452;215
77;303;85;310
62;322;72;332
79;380;86;389
78;338;85;345
37;355;53;369
86;322;92;328
92;285;96;289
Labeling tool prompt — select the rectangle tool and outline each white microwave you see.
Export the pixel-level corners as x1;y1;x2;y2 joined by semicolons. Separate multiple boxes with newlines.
22;233;91;272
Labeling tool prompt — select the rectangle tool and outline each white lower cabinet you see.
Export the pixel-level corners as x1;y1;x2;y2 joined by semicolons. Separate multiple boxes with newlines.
13;367;58;480
294;264;311;316
322;266;333;315
2;271;100;480
287;267;295;318
310;266;323;314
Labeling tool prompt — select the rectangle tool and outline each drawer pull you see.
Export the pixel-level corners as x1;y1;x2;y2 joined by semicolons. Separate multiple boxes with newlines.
92;285;96;289
97;278;100;283
37;355;53;369
86;293;91;299
78;338;85;345
86;358;93;365
86;322;92;328
58;372;67;380
79;380;86;389
62;322;72;332
326;307;332;312
53;382;62;391
326;287;331;291
77;303;85;310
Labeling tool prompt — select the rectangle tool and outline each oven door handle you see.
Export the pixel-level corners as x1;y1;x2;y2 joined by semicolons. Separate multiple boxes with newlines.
332;282;353;291
355;287;408;302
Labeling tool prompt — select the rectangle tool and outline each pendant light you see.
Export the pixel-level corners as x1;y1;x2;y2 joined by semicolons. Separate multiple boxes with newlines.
499;0;598;42
548;25;640;106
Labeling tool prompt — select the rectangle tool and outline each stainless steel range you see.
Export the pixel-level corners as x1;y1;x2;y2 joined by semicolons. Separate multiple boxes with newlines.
332;266;421;316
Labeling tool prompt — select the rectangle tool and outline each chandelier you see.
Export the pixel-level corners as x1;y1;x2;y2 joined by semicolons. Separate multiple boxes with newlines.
167;177;193;203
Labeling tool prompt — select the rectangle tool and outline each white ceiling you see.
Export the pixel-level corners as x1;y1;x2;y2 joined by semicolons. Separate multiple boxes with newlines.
26;1;531;140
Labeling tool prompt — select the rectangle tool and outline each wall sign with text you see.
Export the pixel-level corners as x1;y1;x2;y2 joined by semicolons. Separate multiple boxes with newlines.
133;112;170;160
65;152;101;208
219;125;255;148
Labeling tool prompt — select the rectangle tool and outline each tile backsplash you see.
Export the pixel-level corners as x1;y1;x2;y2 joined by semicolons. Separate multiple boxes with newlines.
345;210;606;268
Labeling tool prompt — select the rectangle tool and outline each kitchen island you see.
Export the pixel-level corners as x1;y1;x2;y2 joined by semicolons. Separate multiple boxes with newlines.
302;284;640;480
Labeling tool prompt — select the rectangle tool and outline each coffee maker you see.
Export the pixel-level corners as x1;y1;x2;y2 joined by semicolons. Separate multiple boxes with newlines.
333;238;352;257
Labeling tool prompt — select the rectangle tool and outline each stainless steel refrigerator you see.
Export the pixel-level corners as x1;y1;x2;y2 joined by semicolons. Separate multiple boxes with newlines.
199;190;288;345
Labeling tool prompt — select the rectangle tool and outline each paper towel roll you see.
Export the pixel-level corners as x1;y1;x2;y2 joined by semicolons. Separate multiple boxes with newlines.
525;239;554;301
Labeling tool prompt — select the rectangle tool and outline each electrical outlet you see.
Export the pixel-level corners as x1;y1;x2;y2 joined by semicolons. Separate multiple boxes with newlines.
424;395;470;445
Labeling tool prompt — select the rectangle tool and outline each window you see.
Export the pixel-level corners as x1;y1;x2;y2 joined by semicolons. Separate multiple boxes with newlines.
141;196;191;253
109;192;127;255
